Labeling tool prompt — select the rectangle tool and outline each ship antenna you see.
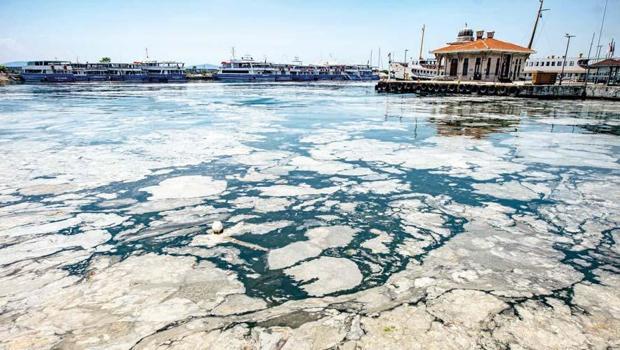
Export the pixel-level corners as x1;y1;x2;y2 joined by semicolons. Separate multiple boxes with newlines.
528;0;549;50
145;48;149;59
419;24;426;60
595;0;608;59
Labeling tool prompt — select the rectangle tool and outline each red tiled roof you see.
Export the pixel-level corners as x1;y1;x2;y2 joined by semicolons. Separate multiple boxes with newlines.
432;38;534;54
589;58;620;68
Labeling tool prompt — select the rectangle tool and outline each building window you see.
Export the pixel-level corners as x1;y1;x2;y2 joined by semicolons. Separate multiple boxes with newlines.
570;61;574;66
462;58;469;76
546;61;550;66
486;58;491;76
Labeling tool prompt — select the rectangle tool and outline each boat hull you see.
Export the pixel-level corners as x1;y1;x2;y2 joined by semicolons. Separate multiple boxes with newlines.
73;75;89;82
87;75;110;82
108;74;149;82
20;73;75;83
317;74;346;81
213;73;277;82
146;74;186;83
291;75;319;81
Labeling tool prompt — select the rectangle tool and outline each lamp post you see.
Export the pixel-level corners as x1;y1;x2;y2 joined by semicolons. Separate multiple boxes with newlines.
559;33;575;86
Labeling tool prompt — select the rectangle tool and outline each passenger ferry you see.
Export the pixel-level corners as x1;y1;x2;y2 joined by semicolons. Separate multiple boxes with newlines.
215;55;286;82
342;65;379;81
389;59;444;80
317;65;345;80
108;63;147;82
214;55;380;82
72;63;110;82
20;61;75;82
141;61;186;83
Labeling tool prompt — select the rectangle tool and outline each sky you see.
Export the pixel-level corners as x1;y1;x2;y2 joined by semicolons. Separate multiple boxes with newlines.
0;0;618;66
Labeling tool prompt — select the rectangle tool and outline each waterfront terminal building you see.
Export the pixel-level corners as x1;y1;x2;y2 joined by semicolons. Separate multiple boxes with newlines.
431;28;533;82
523;56;619;84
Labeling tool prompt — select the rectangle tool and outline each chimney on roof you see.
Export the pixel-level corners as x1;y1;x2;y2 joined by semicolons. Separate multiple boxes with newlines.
476;30;484;40
486;31;495;39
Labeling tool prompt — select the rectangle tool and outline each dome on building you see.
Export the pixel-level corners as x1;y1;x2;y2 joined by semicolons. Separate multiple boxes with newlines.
456;26;474;42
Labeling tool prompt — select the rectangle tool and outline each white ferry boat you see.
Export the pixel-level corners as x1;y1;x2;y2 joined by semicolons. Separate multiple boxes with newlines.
140;61;186;82
20;61;75;82
342;65;379;80
215;56;379;82
390;59;444;80
214;55;286;81
108;63;147;82
72;63;110;81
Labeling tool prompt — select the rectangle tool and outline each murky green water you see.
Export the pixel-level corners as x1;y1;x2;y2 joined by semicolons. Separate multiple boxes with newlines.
1;82;618;306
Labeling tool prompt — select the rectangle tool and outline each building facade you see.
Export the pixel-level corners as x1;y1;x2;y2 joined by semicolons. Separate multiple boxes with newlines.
523;55;586;82
432;28;533;82
524;56;618;83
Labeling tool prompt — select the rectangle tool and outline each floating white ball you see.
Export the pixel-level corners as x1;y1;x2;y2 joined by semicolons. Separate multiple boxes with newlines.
212;220;224;234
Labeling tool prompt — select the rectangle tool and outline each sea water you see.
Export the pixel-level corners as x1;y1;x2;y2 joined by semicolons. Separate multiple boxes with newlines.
0;82;618;347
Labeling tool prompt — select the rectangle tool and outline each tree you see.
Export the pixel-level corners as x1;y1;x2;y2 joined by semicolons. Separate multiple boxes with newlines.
99;57;111;63
0;65;6;73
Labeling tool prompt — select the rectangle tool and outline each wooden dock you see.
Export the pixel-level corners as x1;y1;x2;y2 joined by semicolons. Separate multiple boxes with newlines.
375;80;620;100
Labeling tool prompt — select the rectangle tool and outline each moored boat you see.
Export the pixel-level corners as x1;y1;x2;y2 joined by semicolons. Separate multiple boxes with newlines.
20;61;75;82
141;61;186;83
108;63;147;82
214;56;380;82
214;55;282;82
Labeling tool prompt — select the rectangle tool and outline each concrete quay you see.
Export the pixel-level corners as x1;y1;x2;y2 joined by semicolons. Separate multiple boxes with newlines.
375;80;620;100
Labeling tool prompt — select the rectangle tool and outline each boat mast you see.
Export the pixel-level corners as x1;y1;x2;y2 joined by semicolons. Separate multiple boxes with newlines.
419;24;426;61
595;0;608;59
527;0;549;50
584;31;596;89
559;33;575;86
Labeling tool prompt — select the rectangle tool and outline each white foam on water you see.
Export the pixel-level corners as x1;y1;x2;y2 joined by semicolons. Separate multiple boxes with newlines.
361;229;392;254
141;176;227;200
472;181;545;201
268;225;359;270
258;184;340;197
285;256;363;296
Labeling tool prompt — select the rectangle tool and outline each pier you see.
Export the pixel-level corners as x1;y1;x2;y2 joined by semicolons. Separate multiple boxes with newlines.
375;80;620;100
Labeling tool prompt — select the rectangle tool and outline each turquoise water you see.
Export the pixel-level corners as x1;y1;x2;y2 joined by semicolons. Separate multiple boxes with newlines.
0;82;618;305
